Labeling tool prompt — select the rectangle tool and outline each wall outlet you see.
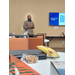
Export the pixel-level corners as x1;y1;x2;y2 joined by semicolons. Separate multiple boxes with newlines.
54;26;58;29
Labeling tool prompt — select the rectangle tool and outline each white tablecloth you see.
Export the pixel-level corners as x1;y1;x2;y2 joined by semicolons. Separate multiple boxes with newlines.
21;52;65;75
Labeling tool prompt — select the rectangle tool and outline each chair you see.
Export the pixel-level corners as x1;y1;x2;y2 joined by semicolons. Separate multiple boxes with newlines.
9;38;28;50
37;33;50;47
29;35;44;49
9;34;29;59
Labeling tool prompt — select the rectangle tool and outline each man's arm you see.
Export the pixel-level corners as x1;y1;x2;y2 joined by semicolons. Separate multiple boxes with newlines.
23;21;35;29
23;22;33;29
23;22;28;30
31;22;35;29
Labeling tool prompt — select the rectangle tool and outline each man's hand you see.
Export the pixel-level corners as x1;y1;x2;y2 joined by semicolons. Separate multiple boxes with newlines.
28;26;34;28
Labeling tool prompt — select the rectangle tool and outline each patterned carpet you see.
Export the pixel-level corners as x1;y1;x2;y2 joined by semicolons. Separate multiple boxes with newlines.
52;48;65;52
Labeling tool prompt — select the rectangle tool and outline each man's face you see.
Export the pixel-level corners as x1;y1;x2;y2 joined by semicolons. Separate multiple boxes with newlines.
28;15;31;19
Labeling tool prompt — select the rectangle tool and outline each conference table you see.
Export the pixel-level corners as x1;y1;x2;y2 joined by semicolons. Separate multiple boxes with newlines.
21;52;65;75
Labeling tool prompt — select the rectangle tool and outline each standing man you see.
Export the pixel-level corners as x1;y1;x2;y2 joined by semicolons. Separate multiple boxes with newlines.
23;15;35;36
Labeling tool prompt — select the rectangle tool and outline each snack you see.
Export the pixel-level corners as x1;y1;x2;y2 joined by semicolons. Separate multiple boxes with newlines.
25;55;38;64
37;45;60;57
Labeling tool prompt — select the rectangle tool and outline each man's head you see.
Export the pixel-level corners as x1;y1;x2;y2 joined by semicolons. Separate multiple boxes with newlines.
27;15;31;19
27;15;31;22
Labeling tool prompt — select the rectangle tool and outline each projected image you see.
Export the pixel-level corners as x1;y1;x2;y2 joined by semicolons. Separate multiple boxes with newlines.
59;13;65;25
49;12;65;26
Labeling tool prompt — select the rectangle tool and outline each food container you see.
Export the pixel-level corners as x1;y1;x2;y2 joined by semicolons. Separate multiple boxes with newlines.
21;53;38;64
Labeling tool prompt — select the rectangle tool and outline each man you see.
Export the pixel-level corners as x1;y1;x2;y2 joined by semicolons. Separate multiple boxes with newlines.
23;15;35;36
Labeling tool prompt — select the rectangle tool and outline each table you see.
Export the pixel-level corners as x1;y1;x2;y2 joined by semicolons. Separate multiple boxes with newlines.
46;36;65;47
21;52;65;75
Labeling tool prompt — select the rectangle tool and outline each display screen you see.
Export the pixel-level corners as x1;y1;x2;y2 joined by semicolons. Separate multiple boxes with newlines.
49;12;65;26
